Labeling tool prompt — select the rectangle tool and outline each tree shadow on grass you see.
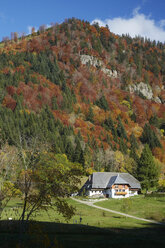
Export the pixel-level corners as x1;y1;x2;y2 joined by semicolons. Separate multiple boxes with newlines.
0;220;165;248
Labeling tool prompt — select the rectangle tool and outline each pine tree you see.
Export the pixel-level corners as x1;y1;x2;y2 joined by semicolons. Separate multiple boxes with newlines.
140;123;161;149
86;106;94;122
73;138;85;166
65;140;74;161
104;115;118;141
95;95;109;111
117;116;128;140
149;114;159;127
137;144;159;192
130;133;138;150
106;134;111;146
130;147;139;164
52;96;58;110
77;130;82;140
119;138;127;154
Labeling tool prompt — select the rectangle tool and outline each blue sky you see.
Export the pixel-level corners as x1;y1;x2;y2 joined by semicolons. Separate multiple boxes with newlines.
1;0;165;42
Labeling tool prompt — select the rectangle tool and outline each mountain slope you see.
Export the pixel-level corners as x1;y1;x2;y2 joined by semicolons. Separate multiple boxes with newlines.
0;18;165;177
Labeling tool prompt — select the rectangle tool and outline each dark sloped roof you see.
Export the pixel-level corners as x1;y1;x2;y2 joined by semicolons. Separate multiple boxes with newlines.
120;173;141;189
91;172;140;189
92;172;116;188
113;174;130;185
107;176;117;188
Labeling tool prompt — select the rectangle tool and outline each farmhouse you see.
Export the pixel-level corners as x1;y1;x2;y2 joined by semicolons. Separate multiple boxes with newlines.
80;172;141;198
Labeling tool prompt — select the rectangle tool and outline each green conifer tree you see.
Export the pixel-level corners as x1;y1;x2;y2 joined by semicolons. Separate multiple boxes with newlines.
137;144;159;192
140;123;161;149
52;96;58;110
130;133;138;150
86;106;94;122
119;138;127;154
73;138;85;166
95;95;109;111
117;116;128;140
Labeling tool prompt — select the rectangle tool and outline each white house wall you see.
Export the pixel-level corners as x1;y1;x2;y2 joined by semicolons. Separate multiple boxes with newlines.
88;190;104;197
111;188;129;198
87;189;138;198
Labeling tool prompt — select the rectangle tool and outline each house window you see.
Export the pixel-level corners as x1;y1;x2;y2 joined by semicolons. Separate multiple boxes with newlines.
122;189;125;192
115;185;118;188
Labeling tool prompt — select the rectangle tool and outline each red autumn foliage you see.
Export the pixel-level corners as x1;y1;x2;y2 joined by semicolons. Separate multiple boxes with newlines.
3;95;17;110
53;110;69;126
6;86;16;96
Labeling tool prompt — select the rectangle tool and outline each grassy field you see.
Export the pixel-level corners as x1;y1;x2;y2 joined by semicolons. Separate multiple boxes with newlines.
1;197;149;228
1;195;165;226
94;194;165;222
0;196;165;247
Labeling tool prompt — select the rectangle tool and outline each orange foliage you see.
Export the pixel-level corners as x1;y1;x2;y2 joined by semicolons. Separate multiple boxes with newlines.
15;65;25;74
2;67;10;74
100;27;110;38
2;95;16;110
53;110;69;126
153;147;165;164
93;106;106;125
89;26;99;37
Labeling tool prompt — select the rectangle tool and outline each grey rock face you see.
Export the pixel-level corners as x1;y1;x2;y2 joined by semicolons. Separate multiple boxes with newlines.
154;96;161;103
80;55;103;67
128;82;153;100
80;55;118;78
128;82;162;103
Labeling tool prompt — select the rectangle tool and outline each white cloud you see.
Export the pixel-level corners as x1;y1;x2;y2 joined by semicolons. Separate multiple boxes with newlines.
160;20;165;28
91;8;165;42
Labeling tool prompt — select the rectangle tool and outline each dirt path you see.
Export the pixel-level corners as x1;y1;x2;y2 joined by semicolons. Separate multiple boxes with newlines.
71;197;165;226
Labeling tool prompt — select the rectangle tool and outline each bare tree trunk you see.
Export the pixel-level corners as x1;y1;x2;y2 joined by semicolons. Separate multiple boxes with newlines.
20;192;28;221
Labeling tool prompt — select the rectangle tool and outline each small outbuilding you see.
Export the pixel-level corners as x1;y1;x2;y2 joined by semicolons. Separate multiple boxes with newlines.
80;172;141;198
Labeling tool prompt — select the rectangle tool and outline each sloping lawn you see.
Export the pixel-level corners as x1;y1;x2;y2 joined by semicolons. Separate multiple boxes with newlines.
1;198;148;228
94;194;165;222
0;197;165;248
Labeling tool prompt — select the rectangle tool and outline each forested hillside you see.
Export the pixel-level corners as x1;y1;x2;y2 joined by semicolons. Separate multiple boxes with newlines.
0;18;165;187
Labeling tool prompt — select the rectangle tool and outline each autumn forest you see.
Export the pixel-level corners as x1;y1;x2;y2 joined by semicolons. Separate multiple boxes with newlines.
0;18;165;190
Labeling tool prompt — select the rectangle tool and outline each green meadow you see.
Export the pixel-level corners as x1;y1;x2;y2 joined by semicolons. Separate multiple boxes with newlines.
1;197;148;228
0;195;165;248
95;194;165;222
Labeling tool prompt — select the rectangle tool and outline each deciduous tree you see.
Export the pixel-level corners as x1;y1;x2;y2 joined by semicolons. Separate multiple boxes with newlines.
15;137;82;222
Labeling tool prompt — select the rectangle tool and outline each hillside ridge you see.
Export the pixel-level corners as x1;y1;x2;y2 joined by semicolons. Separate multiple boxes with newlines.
0;17;165;182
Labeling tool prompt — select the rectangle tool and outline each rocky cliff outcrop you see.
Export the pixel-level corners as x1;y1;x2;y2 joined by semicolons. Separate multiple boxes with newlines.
128;82;161;103
80;55;118;78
